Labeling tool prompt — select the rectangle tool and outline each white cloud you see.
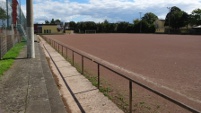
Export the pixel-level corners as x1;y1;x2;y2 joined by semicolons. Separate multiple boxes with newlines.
20;0;201;23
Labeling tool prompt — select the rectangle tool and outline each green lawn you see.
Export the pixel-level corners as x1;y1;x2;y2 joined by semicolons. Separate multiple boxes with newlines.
0;42;25;77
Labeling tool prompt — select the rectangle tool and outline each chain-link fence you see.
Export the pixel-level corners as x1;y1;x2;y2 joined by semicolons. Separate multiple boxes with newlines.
0;0;26;59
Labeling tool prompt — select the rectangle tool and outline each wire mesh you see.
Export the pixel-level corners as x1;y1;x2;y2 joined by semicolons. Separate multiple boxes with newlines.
0;0;25;59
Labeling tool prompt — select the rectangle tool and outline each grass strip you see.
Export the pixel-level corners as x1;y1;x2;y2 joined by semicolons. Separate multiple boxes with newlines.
0;42;25;77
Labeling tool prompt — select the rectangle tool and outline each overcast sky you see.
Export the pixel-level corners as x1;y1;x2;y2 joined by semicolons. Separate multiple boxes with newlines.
2;0;201;23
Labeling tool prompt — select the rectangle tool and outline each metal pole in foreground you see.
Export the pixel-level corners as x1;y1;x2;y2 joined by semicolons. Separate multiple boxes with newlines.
6;0;9;28
26;0;35;58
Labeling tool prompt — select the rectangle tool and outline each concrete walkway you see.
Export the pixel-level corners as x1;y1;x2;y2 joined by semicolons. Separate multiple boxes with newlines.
0;38;66;113
39;36;124;113
0;35;123;113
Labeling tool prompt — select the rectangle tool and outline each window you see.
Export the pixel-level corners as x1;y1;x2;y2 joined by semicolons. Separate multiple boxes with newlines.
44;29;51;33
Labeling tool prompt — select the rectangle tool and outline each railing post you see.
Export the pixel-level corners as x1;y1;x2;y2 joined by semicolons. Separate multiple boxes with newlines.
72;50;74;66
98;64;100;89
129;80;132;113
81;55;84;74
62;45;64;56
55;42;57;50
55;41;56;49
57;43;59;51
66;47;68;59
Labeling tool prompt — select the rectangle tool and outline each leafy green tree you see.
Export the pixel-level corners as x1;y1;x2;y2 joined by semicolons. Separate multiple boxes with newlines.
133;19;140;25
116;21;133;33
69;21;76;29
189;8;201;26
164;6;189;29
75;21;97;33
102;20;108;32
45;20;50;24
54;19;61;24
50;18;55;24
134;20;153;33
142;12;158;24
133;17;156;33
0;7;7;28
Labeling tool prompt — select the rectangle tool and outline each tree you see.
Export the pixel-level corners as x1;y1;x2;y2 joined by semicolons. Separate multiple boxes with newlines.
133;20;154;33
50;18;55;24
189;8;201;26
45;20;50;24
142;12;158;24
116;21;132;33
0;7;7;28
75;21;97;33
69;21;76;28
133;19;140;25
164;6;189;30
133;17;156;33
54;19;61;24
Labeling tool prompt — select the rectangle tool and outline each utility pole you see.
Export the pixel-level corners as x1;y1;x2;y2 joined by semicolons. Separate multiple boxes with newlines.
167;7;171;34
27;0;35;58
139;12;142;33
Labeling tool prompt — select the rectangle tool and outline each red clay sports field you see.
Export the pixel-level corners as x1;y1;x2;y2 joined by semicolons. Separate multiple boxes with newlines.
43;34;201;112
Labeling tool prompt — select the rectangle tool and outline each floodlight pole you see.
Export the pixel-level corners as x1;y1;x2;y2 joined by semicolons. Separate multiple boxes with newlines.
27;0;35;58
6;0;9;28
139;12;142;33
167;7;171;34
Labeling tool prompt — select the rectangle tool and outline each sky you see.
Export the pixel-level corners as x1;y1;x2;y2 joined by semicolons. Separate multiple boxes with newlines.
1;0;201;23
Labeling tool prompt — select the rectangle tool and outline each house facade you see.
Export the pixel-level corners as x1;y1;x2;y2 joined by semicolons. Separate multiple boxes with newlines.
154;19;165;33
34;24;62;34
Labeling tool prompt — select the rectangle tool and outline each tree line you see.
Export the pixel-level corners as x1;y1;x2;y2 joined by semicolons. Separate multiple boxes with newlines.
44;6;201;33
1;5;200;33
164;6;201;32
45;12;158;33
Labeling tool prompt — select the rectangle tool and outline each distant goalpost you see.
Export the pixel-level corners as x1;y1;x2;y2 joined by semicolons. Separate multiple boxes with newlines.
85;30;96;34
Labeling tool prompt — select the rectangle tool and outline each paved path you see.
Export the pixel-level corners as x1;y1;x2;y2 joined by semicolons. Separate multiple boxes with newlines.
0;35;123;113
0;37;66;113
39;36;123;113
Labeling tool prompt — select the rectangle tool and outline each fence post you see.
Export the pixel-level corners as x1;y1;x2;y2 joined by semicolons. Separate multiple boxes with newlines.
129;80;132;113
62;45;64;56
55;42;56;50
55;41;58;51
81;55;84;74
72;51;74;66
98;64;100;89
57;43;59;51
66;47;68;59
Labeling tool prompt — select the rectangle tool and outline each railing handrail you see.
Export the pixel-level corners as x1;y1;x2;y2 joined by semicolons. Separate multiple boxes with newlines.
43;36;200;113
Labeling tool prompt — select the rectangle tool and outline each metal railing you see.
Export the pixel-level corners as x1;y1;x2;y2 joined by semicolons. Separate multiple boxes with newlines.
42;36;200;113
